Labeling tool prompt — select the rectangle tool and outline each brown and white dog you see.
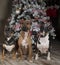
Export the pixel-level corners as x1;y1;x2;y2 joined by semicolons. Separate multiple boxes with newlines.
18;20;32;62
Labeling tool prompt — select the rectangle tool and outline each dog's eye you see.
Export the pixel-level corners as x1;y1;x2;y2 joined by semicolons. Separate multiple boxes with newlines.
26;23;31;25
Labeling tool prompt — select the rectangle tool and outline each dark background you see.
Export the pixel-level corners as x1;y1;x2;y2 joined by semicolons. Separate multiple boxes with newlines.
0;0;60;43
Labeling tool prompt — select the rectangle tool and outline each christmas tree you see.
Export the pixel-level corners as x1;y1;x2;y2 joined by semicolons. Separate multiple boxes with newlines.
4;0;56;44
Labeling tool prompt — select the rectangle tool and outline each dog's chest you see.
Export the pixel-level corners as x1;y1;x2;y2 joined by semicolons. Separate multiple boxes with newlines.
37;34;49;53
21;32;28;48
3;44;15;52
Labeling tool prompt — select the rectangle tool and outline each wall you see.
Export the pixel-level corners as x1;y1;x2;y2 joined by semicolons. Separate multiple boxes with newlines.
0;0;12;43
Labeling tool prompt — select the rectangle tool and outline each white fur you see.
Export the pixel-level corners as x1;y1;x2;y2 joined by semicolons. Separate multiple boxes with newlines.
22;32;28;48
35;54;39;60
47;52;51;60
37;33;49;53
3;44;15;52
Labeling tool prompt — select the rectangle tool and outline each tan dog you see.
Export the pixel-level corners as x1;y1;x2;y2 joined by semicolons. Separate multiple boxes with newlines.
18;20;32;62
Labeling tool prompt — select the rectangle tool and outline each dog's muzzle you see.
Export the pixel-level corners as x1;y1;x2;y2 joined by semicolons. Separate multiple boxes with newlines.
22;26;28;32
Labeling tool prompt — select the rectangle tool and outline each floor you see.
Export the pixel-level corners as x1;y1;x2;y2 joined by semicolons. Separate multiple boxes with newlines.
0;39;60;65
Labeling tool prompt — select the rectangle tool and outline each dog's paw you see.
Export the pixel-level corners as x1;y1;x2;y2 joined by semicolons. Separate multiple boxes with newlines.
29;60;33;63
1;56;5;61
47;56;51;61
47;52;51;61
35;54;39;60
12;57;16;60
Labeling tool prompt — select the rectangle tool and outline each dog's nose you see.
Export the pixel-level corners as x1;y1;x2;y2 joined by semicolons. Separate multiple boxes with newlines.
22;26;28;31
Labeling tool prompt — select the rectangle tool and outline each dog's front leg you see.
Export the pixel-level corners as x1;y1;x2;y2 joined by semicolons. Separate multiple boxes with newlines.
19;46;23;60
47;51;51;60
2;47;5;60
28;43;32;62
12;48;16;60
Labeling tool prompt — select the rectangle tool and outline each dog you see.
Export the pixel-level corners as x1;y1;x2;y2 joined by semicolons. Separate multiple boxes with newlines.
18;20;32;62
32;22;51;60
2;31;18;60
